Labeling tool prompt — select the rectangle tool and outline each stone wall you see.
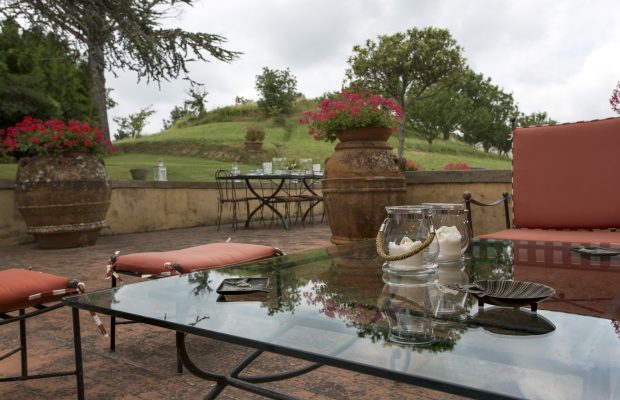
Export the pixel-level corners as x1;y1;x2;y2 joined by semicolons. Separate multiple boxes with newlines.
0;170;511;246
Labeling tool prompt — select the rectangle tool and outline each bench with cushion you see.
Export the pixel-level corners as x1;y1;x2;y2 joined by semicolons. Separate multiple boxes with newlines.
106;242;283;362
0;269;86;399
469;117;620;245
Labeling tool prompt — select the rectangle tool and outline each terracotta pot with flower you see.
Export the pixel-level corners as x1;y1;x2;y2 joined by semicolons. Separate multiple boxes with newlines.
1;116;115;249
300;89;407;245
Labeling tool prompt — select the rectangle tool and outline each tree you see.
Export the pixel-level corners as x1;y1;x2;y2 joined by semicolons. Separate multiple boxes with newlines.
113;106;155;140
458;69;518;155
1;0;240;142
0;19;91;128
162;84;208;129
611;81;620;115
516;111;556;128
346;27;465;159
255;67;298;122
406;82;466;150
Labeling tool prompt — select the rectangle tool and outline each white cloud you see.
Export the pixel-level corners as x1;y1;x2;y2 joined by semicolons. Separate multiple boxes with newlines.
107;0;620;136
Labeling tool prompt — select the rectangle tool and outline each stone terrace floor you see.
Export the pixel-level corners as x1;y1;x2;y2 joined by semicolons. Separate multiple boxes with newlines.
0;223;461;400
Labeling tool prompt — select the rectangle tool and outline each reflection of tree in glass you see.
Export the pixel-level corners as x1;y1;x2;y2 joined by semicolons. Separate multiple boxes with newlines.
304;279;387;342
187;270;213;296
215;254;330;316
613;320;620;339
466;240;513;282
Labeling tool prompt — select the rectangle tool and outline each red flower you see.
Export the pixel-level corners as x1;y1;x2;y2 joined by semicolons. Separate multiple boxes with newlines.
444;162;472;170
300;89;402;142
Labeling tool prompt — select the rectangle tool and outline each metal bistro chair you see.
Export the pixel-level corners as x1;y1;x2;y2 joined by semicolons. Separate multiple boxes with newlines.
215;169;252;231
463;191;511;238
0;268;105;400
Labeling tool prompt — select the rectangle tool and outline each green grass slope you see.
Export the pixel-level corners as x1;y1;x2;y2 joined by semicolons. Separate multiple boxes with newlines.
0;108;511;181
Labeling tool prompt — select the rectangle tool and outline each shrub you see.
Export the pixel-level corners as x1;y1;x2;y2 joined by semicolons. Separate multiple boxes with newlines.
245;126;265;142
444;162;472;170
405;159;423;171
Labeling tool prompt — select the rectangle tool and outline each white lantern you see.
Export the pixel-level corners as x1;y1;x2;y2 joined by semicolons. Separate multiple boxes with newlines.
153;159;167;181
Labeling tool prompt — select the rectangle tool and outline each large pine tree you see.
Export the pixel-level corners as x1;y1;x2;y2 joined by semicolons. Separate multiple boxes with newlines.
1;1;240;141
0;19;91;128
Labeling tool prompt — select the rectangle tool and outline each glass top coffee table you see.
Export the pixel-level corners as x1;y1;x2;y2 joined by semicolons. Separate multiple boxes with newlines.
64;239;620;400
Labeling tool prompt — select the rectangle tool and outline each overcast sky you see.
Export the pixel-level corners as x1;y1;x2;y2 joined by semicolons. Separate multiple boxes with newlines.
107;0;620;136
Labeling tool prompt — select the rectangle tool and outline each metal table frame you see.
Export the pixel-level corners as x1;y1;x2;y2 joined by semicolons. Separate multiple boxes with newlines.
217;173;322;229
65;286;516;400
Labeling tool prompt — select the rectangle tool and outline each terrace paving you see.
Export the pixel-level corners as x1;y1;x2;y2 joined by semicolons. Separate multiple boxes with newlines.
0;223;461;400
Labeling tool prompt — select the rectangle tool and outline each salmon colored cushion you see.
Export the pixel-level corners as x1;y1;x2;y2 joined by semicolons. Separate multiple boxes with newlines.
512;118;620;229
113;243;280;275
0;269;77;312
480;228;620;246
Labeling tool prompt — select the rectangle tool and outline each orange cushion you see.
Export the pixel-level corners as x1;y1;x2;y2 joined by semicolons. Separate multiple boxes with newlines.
113;243;280;275
512;118;620;229
480;228;620;246
0;269;76;312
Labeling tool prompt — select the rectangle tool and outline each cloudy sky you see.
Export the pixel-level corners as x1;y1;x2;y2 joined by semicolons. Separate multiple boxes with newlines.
107;0;620;136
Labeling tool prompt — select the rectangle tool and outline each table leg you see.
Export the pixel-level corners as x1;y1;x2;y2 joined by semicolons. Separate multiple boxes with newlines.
300;177;323;224
72;307;85;400
175;332;319;399
245;178;289;229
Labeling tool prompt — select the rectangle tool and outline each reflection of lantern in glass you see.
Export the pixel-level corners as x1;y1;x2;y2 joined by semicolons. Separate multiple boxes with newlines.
379;273;439;345
422;203;470;262
378;206;439;276
153;159;167;181
435;260;469;321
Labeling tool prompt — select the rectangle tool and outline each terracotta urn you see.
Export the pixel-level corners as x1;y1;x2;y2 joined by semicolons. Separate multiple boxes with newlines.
15;154;111;249
321;127;406;245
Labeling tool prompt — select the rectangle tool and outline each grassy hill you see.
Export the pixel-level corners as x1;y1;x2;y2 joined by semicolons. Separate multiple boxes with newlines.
0;103;511;181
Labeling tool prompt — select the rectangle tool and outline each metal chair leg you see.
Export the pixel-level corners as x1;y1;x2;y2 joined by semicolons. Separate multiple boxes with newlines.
72;308;85;400
19;309;27;377
110;275;116;351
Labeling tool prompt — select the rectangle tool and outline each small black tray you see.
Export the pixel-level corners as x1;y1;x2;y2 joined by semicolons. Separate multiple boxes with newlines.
216;278;271;295
571;246;620;257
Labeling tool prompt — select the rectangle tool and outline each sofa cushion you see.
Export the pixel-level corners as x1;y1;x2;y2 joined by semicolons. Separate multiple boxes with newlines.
0;269;77;312
480;228;620;246
113;242;281;275
512;118;620;229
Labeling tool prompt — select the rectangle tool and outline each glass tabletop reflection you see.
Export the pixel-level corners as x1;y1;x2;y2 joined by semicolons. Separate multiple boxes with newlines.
64;239;620;400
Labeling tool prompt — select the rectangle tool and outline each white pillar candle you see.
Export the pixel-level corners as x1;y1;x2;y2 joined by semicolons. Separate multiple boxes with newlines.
388;237;424;271
436;226;462;262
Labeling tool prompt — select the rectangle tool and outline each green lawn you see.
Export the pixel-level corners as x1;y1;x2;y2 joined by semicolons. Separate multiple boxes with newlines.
0;119;511;181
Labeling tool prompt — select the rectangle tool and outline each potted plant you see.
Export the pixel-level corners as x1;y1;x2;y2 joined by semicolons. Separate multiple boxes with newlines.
244;126;265;152
0;116;115;248
130;168;148;180
300;89;406;245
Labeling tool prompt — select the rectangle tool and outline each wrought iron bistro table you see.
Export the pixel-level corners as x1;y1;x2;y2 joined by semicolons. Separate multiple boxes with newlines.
217;172;323;229
63;239;620;399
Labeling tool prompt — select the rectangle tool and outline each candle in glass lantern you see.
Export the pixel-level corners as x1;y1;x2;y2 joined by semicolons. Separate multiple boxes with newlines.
436;226;462;262
388;236;424;271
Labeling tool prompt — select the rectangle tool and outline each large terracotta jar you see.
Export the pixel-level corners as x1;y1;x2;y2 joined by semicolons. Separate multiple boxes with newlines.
15;154;111;249
322;127;406;245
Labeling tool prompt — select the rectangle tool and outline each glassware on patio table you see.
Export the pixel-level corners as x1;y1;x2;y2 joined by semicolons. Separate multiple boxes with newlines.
422;203;470;263
230;162;240;176
312;163;323;176
298;158;312;174
378;206;439;276
272;157;287;174
262;162;272;175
